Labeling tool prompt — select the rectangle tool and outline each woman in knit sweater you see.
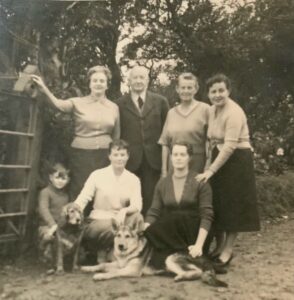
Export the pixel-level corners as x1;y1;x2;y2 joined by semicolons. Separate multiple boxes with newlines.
144;142;213;267
159;73;210;177
32;66;120;205
196;74;260;268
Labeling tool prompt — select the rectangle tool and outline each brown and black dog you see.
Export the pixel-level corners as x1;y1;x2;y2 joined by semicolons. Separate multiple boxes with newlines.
81;213;227;287
53;203;84;274
81;213;155;280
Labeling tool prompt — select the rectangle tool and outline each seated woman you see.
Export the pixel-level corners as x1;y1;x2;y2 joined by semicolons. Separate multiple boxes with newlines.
73;139;142;263
144;143;213;267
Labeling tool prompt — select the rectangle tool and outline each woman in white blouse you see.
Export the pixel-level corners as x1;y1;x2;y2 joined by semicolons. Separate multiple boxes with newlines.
196;74;260;269
74;139;142;263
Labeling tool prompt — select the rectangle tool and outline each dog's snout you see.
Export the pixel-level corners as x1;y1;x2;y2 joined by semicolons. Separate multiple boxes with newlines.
118;244;124;251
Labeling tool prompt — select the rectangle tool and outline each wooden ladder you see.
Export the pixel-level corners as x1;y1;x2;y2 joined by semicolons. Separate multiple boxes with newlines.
0;90;43;247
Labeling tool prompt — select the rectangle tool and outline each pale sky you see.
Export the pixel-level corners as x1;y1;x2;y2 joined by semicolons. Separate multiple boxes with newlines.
117;0;254;92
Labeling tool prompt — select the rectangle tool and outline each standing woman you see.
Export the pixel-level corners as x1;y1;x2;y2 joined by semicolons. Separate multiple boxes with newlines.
196;74;260;267
32;66;120;202
159;73;209;177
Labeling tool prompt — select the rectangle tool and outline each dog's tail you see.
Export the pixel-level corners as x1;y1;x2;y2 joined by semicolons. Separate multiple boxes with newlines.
201;270;228;288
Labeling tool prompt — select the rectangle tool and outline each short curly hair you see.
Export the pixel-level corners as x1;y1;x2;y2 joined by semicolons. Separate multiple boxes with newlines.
206;73;231;92
177;72;199;89
109;139;130;155
87;65;112;85
171;142;193;157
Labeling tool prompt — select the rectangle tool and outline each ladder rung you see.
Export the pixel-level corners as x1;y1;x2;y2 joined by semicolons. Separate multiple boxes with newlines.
0;233;20;243
0;89;32;100
0;188;29;193
0;129;34;137
0;212;27;219
0;164;31;169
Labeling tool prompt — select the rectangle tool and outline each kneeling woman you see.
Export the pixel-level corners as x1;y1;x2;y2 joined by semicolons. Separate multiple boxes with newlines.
74;139;142;263
144;143;213;266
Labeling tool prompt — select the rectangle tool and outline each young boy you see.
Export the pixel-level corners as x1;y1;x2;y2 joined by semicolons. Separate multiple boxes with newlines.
38;162;70;263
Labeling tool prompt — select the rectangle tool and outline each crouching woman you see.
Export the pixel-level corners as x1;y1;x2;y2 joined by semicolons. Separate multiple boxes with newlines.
74;139;142;263
144;143;213;267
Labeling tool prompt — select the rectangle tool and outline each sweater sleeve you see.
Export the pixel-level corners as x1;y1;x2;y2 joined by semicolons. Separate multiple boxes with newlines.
38;188;56;227
74;172;96;210
208;112;242;174
145;180;164;224
129;176;143;212
198;182;214;231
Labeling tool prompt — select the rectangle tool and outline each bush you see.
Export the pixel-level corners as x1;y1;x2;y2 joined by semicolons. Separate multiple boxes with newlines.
252;130;287;175
256;171;294;218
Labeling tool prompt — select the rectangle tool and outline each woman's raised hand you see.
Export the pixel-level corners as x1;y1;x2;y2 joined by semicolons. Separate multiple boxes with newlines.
31;75;47;92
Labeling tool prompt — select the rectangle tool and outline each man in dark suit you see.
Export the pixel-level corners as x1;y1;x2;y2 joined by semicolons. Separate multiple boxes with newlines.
117;66;169;215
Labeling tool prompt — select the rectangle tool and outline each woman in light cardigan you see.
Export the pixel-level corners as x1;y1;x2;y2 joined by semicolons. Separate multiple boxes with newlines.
196;74;260;268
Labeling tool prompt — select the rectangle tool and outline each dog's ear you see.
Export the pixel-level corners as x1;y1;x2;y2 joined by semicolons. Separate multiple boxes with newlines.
111;217;119;234
128;213;145;235
73;203;84;221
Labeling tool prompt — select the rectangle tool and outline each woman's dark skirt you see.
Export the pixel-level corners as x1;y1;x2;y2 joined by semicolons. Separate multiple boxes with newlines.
69;147;109;203
144;212;202;268
210;148;260;232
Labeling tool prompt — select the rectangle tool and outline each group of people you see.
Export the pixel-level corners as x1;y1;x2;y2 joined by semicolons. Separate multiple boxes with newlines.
34;65;260;273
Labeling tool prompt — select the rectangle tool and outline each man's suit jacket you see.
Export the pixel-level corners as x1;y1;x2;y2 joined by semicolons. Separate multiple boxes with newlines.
117;91;169;172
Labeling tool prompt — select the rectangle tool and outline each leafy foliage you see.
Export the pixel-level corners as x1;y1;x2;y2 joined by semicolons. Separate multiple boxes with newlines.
1;0;294;174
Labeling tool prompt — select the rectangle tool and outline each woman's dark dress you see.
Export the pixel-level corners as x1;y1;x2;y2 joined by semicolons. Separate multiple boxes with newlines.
144;171;213;264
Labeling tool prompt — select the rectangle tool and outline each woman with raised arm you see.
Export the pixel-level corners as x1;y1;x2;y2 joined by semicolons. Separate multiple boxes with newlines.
196;74;260;269
32;66;120;203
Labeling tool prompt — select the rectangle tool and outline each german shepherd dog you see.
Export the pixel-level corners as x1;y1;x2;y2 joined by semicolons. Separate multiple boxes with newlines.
81;213;155;280
54;203;84;274
81;213;227;287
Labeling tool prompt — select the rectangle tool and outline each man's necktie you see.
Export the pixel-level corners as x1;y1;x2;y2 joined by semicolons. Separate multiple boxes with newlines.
138;96;144;110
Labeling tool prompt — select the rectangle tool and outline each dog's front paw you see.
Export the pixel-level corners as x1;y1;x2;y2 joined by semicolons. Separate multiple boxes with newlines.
81;265;98;273
93;273;108;281
174;274;185;282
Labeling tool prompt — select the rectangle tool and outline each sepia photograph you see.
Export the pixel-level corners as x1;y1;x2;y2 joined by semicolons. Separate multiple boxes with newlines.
0;0;293;299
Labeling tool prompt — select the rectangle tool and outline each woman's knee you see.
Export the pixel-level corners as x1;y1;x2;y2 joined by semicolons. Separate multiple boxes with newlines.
84;219;112;238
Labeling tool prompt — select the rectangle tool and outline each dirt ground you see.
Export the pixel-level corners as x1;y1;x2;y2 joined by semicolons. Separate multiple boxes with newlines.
1;215;294;300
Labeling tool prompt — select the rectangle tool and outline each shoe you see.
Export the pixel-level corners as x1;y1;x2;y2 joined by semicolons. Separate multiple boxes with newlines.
213;264;228;274
213;253;234;267
208;252;220;260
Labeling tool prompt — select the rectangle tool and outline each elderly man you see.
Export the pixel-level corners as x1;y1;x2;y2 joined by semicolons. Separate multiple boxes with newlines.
117;66;169;215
